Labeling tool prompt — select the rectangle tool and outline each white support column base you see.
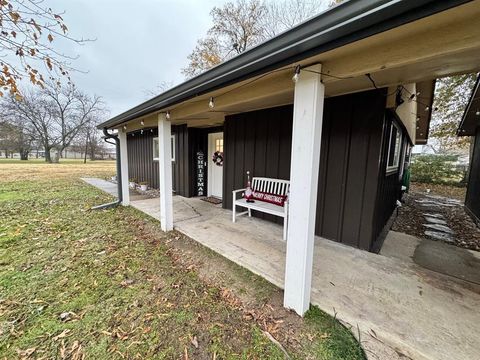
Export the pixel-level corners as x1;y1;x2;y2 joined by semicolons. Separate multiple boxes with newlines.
158;113;174;232
118;130;130;206
284;64;325;316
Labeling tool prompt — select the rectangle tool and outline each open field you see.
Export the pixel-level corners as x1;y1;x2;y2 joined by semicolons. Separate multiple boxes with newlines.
0;161;364;359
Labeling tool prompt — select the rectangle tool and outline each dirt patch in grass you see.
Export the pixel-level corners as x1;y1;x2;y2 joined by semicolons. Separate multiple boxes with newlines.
0;161;365;359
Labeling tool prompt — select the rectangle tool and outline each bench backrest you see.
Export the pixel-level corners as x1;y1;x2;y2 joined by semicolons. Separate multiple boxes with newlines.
251;177;290;196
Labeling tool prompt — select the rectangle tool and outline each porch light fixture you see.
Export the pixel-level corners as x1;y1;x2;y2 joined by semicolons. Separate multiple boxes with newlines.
209;97;215;109
292;65;301;83
123;125;127;131
141;129;144;135
140;120;145;126
395;88;404;107
166;110;171;120
425;106;430;111
476;109;480;116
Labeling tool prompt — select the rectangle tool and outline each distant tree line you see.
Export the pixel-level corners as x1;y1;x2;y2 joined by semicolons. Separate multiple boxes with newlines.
0;82;107;162
0;0;103;162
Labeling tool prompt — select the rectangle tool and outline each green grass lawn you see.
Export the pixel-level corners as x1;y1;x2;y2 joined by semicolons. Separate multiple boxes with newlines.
0;161;365;359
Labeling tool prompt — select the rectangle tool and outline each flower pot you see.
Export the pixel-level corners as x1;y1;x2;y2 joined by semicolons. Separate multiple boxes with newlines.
139;184;148;192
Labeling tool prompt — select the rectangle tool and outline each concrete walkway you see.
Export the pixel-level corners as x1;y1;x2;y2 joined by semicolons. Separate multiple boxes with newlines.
83;178;480;360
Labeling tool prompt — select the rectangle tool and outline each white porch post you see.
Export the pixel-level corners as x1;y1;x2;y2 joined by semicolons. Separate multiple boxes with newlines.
118;129;130;206
284;64;325;316
158;113;174;231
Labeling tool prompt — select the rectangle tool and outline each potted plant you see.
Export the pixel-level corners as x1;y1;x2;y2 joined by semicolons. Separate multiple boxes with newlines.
139;181;148;192
129;178;137;189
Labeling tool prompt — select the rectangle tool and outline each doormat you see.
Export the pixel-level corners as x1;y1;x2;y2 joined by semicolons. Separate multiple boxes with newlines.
201;197;222;205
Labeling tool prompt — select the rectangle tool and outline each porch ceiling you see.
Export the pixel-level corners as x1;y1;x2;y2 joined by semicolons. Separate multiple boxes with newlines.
118;1;480;136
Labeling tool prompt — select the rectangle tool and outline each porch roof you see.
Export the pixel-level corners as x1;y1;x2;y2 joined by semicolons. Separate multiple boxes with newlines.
98;0;473;133
458;74;480;136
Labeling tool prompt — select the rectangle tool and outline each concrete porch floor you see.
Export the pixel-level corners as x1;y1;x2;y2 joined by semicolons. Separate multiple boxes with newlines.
82;178;480;360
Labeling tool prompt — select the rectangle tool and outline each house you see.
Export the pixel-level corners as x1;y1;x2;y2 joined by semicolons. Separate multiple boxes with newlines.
458;74;480;226
98;0;480;315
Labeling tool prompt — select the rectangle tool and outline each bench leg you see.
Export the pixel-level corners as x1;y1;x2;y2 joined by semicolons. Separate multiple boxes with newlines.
248;208;251;217
283;216;288;241
232;193;236;223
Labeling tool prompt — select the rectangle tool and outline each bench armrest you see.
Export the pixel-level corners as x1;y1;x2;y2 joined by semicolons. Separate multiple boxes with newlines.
232;188;246;193
232;188;246;200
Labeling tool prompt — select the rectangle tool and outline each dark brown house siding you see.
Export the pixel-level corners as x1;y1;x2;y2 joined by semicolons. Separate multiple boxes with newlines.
465;127;480;224
127;128;159;188
223;106;293;224
127;125;190;196
223;89;390;250
316;90;386;250
371;112;408;251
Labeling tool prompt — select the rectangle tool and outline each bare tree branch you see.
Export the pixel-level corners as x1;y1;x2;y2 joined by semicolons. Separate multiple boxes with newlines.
182;0;333;78
1;83;105;162
0;0;93;98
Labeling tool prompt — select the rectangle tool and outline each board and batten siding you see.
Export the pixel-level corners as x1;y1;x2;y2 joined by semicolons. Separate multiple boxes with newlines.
371;111;408;251
223;106;293;224
316;90;387;250
224;89;389;250
126;125;190;196
465;127;480;224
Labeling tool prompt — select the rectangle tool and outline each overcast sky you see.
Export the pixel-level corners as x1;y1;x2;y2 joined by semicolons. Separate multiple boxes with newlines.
47;0;227;119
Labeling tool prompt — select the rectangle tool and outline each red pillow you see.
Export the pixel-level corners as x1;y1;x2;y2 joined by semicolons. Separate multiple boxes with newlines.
251;191;287;207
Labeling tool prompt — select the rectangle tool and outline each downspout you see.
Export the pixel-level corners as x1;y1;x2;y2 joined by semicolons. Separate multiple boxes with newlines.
91;128;123;210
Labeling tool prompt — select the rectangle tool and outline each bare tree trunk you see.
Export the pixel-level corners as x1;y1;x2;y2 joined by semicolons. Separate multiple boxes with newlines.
89;144;95;161
20;149;29;160
44;147;52;163
84;133;89;164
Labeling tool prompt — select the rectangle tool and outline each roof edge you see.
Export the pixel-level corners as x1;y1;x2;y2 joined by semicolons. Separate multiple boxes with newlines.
99;0;471;130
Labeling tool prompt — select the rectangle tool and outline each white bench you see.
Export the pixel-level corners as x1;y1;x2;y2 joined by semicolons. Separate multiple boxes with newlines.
232;177;290;240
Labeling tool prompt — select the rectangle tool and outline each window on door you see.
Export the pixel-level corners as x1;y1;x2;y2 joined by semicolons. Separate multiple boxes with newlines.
153;135;175;161
215;138;223;152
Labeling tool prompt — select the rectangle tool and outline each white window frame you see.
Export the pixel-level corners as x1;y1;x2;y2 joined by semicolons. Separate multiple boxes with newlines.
386;121;402;174
153;135;175;162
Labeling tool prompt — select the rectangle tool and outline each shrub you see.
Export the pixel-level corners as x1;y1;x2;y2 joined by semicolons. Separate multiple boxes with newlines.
410;154;466;187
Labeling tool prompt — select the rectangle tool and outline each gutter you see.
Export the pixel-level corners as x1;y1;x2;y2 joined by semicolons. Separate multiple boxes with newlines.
458;74;480;136
98;0;471;130
91;129;123;210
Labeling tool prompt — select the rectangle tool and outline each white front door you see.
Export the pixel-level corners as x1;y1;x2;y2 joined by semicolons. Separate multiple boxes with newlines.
208;132;224;199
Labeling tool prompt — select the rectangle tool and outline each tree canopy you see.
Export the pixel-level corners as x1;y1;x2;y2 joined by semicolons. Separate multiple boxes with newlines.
429;74;477;153
182;0;333;78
